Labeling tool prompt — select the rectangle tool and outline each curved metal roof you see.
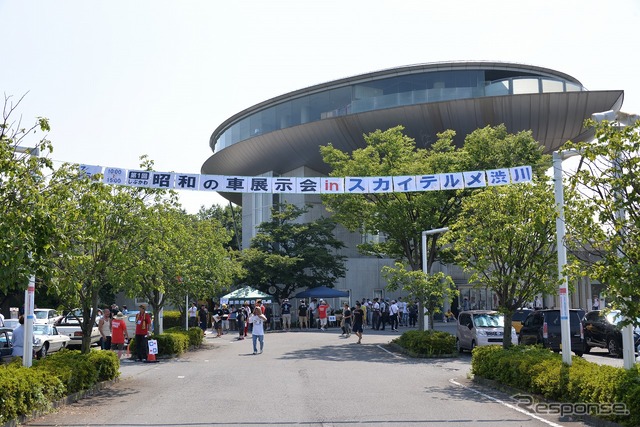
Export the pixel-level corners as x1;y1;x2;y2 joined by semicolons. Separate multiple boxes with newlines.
202;62;624;205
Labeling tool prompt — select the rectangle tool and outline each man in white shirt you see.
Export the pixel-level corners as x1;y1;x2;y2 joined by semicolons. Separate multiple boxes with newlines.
188;302;198;328
389;300;399;331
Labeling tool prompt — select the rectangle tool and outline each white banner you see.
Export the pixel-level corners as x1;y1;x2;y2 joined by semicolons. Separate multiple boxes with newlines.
79;164;533;194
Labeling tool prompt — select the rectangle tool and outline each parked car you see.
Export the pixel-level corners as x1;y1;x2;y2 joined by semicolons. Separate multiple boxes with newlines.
582;309;640;358
0;327;13;363
55;310;101;347
456;310;517;352
2;318;20;330
519;309;585;356
32;324;71;358
511;308;533;333
33;308;62;325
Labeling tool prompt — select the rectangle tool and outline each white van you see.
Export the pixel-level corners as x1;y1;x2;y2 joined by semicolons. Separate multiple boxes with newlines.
456;310;517;352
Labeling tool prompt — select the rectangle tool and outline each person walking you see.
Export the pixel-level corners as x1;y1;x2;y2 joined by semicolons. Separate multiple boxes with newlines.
340;303;352;337
249;307;267;355
134;304;152;362
110;311;129;359
317;299;329;331
198;304;209;335
352;302;365;344
11;315;31;358
98;308;112;350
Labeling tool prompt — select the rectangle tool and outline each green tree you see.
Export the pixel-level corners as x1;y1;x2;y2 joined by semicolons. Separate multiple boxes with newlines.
564;118;640;324
441;182;559;348
320;126;462;273
50;171;151;352
196;203;242;251
383;262;457;329
129;205;242;332
241;203;346;300
320;124;550;329
0;94;61;299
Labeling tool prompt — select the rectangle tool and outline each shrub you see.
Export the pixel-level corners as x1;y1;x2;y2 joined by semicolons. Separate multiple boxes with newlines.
151;332;189;356
162;310;183;329
0;360;65;424
471;345;640;426
392;330;456;356
0;349;118;424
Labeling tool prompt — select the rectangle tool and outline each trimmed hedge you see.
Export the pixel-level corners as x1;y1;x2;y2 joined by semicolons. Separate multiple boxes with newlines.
162;310;183;329
129;327;204;357
1;328;203;425
471;345;640;426
392;330;457;357
0;350;118;424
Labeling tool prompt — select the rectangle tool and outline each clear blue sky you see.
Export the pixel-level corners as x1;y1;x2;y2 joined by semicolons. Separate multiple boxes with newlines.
2;0;639;213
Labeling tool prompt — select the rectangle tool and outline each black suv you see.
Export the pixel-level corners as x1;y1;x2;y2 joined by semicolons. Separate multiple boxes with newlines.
519;309;585;356
582;309;640;358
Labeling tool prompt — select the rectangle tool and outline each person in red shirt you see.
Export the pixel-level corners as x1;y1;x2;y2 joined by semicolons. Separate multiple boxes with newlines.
317;300;330;331
110;311;129;359
135;304;152;362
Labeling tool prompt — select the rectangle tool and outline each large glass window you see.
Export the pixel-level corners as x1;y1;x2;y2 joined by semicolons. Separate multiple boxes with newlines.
512;78;541;95
213;69;584;153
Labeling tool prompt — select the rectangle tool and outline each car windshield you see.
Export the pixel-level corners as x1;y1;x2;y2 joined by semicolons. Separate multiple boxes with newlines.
33;325;51;335
473;313;504;327
512;311;531;321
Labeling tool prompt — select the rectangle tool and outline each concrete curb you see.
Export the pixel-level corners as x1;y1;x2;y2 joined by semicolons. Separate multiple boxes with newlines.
2;378;120;427
472;376;625;427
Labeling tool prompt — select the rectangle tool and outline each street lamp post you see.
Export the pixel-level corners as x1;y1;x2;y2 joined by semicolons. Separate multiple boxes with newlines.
421;227;449;330
15;145;40;368
553;150;581;365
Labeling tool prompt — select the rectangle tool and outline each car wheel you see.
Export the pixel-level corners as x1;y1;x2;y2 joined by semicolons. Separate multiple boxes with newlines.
582;343;591;354
38;342;49;359
607;337;622;358
574;350;583;357
456;338;463;353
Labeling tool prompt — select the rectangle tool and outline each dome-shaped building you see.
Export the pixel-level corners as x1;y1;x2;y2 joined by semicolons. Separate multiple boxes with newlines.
202;61;623;307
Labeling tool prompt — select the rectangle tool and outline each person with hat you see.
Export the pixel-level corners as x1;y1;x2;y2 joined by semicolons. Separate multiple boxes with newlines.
221;304;230;333
212;303;224;337
297;300;308;330
134;304;152;362
280;298;292;331
317;299;330;331
111;311;129;359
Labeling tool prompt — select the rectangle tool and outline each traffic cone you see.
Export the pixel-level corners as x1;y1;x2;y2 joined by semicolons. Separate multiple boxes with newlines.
145;338;158;363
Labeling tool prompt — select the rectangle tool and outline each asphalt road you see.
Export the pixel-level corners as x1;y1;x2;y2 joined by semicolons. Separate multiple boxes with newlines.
21;323;603;427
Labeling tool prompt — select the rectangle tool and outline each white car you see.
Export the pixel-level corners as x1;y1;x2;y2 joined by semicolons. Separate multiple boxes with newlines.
55;311;101;347
33;324;71;358
34;309;62;325
456;310;517;352
2;318;20;330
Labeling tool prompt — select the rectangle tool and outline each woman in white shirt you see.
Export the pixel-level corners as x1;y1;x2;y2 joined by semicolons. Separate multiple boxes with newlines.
249;307;267;355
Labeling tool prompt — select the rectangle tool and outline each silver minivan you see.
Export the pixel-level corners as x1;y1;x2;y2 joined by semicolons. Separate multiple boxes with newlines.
456;310;517;352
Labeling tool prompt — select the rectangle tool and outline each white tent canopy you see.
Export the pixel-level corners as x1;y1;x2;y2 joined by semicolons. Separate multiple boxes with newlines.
220;286;273;305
